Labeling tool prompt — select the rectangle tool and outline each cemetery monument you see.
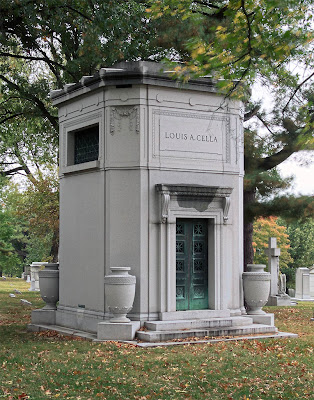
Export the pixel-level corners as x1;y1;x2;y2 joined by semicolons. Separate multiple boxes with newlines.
30;62;278;341
266;237;292;306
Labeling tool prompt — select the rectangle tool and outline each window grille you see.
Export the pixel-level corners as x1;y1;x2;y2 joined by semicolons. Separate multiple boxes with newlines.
74;125;99;164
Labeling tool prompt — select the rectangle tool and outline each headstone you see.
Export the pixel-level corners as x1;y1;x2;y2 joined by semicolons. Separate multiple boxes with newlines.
266;237;280;296
309;266;314;298
9;293;16;298
288;288;295;297
28;263;41;291
295;267;311;299
266;237;292;306
14;289;22;294
278;273;287;295
24;265;30;280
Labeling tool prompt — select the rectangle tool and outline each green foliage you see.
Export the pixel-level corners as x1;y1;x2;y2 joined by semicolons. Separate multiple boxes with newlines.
16;170;59;241
246;194;314;225
0;251;23;277
287;219;314;270
24;232;54;265
0;197;25;276
148;1;314;97
0;169;59;274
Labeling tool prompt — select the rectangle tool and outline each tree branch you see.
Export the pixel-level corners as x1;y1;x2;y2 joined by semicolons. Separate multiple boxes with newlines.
0;166;25;176
193;1;222;10
258;145;296;172
224;58;252;98
192;1;228;18
0;113;24;124
0;74;58;130
241;0;253;53
61;5;93;21
245;195;314;222
244;105;260;121
0;51;66;71
283;71;314;113
256;113;274;135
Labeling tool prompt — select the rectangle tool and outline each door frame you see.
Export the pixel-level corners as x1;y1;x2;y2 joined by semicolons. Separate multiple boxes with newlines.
170;214;218;312
156;186;232;313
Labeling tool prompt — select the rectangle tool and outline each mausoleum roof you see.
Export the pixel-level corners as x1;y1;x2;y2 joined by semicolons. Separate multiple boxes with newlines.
50;61;216;105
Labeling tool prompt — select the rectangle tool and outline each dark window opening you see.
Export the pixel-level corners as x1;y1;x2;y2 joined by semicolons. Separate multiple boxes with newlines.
74;125;99;164
116;84;132;88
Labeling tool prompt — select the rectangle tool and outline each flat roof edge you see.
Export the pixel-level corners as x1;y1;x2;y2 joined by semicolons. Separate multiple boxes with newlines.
50;62;218;105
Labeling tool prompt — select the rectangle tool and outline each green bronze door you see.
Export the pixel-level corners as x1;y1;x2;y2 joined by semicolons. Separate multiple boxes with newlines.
176;219;208;311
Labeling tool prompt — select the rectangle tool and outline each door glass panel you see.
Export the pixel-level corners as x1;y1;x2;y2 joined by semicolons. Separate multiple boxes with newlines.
176;219;208;311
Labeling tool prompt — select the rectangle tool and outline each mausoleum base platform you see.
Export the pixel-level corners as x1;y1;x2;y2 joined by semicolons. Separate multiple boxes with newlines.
27;320;297;346
28;313;283;343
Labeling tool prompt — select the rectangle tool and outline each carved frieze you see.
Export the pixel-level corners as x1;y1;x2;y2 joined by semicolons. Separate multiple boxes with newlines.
110;106;140;136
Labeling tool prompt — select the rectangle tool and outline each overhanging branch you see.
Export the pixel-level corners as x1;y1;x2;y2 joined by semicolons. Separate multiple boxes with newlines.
0;74;58;130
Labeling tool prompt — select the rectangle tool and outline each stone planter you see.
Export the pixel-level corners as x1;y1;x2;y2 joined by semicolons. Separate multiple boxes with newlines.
243;264;270;315
38;263;59;310
104;267;136;323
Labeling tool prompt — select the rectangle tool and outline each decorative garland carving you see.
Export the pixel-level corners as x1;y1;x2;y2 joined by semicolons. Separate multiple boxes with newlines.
109;306;133;313
110;106;140;136
104;276;136;285
161;192;170;223
242;274;271;281
223;196;231;224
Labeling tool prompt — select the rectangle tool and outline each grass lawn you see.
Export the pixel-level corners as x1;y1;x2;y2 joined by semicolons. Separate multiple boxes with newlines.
0;278;313;400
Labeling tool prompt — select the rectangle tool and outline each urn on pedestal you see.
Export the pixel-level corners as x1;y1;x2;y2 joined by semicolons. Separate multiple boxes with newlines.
38;263;59;310
243;264;270;315
104;267;136;323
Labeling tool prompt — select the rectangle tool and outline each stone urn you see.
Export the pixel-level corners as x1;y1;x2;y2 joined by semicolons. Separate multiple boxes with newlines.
38;263;59;310
104;267;136;323
243;264;270;315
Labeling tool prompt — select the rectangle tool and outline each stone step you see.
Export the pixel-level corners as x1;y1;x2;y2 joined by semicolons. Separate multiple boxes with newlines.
136;324;278;343
159;309;230;321
145;316;253;332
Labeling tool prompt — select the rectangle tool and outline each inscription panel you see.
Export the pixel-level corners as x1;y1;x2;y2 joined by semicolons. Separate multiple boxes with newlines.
153;110;230;162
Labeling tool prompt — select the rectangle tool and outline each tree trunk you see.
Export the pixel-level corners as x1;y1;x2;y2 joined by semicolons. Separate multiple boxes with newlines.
243;189;256;271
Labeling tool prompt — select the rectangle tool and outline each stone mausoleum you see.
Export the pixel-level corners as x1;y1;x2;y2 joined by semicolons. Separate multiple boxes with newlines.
30;62;278;342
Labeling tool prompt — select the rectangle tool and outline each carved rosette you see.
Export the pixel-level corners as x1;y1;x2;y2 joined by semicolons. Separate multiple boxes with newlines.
104;267;136;323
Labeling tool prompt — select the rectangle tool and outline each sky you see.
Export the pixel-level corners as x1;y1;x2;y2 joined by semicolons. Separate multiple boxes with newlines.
251;79;314;197
278;152;314;196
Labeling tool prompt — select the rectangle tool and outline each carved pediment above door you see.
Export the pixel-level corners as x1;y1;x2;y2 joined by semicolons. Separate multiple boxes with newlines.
156;184;233;224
